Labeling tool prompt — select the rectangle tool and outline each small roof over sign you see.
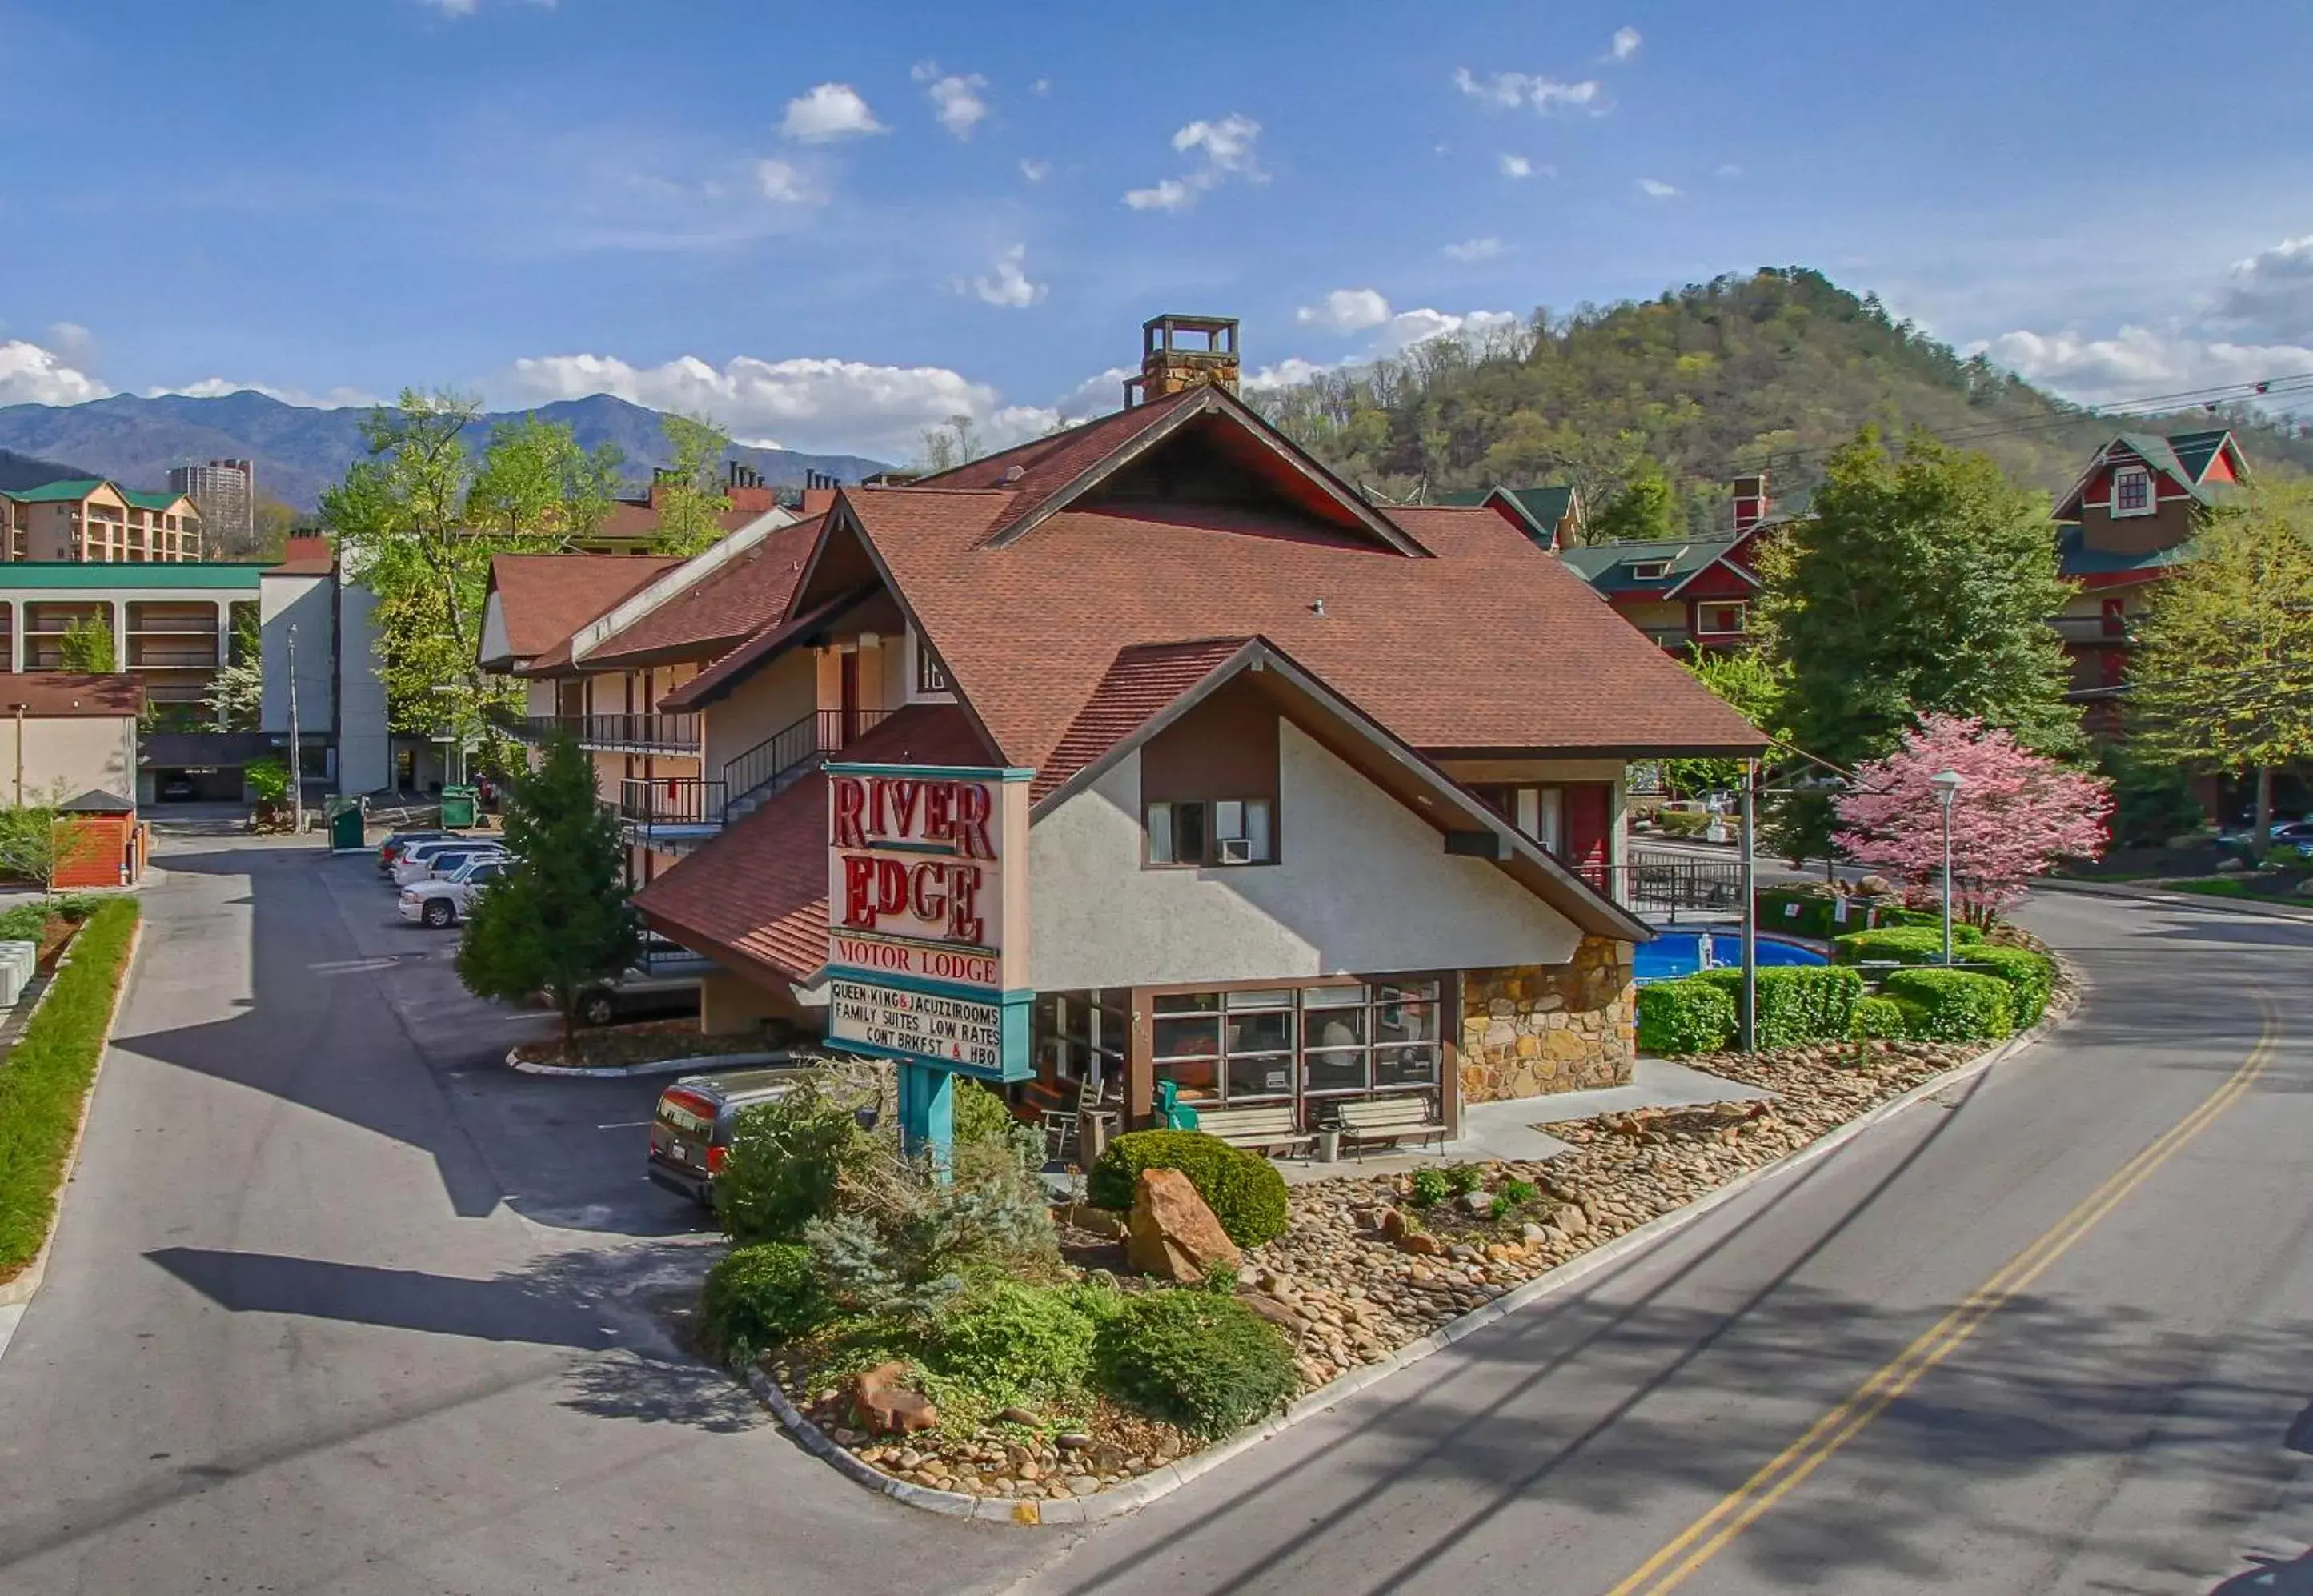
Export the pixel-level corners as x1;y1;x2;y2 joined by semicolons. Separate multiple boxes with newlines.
57;788;135;815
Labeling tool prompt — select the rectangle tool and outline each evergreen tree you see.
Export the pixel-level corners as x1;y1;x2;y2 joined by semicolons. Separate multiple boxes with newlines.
1755;428;2078;857
455;734;639;1045
2127;487;2313;852
1591;457;1679;541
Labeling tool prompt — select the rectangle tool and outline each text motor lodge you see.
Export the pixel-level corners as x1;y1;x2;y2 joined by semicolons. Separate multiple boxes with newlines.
832;772;1000;961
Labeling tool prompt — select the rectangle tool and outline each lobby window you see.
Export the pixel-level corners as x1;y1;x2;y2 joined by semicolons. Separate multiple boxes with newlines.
1146;798;1273;866
1148;980;1442;1111
1034;989;1125;1093
2112;467;2154;516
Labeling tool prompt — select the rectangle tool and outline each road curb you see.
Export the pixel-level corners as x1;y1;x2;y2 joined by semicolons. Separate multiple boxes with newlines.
2032;875;2313;924
503;1047;788;1078
0;916;146;1315
732;972;2080;1527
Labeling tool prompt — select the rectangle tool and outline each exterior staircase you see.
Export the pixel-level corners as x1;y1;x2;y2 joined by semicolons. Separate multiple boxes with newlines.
720;708;892;823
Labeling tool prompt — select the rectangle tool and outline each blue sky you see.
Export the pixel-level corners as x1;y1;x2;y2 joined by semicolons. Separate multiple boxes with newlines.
3;0;2311;458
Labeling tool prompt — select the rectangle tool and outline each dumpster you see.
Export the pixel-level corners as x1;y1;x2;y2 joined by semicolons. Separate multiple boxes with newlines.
329;801;367;853
439;784;479;829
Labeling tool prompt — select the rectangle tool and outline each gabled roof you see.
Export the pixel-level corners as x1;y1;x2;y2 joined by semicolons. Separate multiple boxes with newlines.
578;515;824;669
2054;429;2249;519
120;489;192;513
633;704;993;984
1033;639;1250;800
0;673;146;717
480;552;683;671
5;479;109;504
58;788;135;814
2057;523;2202;580
1437;484;1579;548
1558;534;1746;595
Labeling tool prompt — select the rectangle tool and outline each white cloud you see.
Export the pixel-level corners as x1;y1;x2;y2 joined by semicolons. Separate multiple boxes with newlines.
912;61;988;139
1243;307;1521;390
500;350;1064;459
1500;153;1533;179
1454;67;1605;114
1717;163;1743;178
420;0;479;14
1609;26;1642;61
1019;158;1051;183
1124;114;1264;211
1638;177;1680;198
150;378;383;408
2207;234;2313;340
1444;236;1505;263
1031;78;1050;94
956;244;1047;309
1296;288;1393;335
0;335;110;406
752;158;822;205
780;82;886;143
1052;366;1137;420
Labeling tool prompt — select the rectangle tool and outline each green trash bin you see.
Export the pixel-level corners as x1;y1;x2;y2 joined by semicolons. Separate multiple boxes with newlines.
329;803;365;852
440;784;478;829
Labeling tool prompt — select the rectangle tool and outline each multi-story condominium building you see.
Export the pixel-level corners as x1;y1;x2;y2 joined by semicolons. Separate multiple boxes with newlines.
1;479;202;563
483;315;1767;1137
168;459;255;553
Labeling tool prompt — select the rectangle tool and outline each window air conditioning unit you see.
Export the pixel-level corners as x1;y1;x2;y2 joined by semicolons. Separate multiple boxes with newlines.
1218;837;1253;864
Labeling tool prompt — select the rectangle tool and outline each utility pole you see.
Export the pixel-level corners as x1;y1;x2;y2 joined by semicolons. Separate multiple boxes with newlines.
287;624;303;835
1737;759;1758;1053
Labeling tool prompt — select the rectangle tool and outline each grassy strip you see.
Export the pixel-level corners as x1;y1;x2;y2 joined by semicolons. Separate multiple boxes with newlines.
0;897;139;1281
2163;876;2305;901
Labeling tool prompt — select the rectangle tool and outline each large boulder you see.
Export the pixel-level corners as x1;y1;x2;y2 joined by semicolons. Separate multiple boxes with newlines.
852;1361;939;1436
1125;1167;1243;1283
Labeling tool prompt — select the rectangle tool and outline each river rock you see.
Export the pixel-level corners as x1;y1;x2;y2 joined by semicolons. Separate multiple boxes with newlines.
1127;1168;1241;1282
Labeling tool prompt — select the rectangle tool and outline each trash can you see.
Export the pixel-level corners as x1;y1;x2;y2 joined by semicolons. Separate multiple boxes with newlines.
439;784;479;829
1315;1126;1342;1164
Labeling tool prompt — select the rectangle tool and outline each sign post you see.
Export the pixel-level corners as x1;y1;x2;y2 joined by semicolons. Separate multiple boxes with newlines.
824;761;1034;1161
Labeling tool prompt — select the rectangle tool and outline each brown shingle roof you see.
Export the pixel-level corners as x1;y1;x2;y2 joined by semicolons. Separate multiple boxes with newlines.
0;673;145;718
485;552;683;667
582;516;824;668
1032;638;1249;800
633;704;992;983
839;491;1764;769
595;499;767;543
914;390;1201;499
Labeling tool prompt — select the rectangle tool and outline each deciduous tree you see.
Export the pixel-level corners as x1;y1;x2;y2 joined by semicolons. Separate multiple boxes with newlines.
1591;455;1679;542
56;614;115;674
1832;713;2111;924
1663;647;1785;796
455;733;639;1047
650;412;735;556
464;415;623;541
2126;487;2313;852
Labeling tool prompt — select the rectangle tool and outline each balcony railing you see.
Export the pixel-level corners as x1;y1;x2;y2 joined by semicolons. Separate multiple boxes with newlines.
721;707;892;816
2046;613;2133;643
1602;849;1746;920
615;776;727;828
484;707;701;754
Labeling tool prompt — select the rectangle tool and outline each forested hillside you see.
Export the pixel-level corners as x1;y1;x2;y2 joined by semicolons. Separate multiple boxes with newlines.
1249;268;2313;538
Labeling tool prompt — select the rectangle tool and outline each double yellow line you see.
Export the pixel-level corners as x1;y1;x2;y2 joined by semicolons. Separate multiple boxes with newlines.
1608;998;2280;1596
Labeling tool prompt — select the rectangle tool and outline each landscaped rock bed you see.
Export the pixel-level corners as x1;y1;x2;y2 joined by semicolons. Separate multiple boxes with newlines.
750;1027;2057;1506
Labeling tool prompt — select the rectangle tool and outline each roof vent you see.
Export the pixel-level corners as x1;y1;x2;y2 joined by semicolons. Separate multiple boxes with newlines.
1001;464;1024;484
1311;597;1326;616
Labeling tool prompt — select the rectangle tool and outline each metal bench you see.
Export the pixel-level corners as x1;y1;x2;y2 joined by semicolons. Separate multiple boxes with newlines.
1189;1105;1315;1156
1336;1094;1449;1157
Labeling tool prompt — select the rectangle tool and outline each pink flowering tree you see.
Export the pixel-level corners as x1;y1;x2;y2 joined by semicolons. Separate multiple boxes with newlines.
1832;714;2112;925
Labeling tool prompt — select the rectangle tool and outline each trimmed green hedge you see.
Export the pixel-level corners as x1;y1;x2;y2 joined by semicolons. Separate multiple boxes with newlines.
1882;968;2014;1041
1695;966;1864;1049
0;898;138;1280
1831;924;1986;965
1756;889;1938;943
1636;977;1738;1055
1954;944;2054;1030
1087;1130;1289;1246
1850;995;1909;1041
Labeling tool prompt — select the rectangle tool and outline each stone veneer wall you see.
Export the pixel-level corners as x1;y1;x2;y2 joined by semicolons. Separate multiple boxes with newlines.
1459;936;1638;1102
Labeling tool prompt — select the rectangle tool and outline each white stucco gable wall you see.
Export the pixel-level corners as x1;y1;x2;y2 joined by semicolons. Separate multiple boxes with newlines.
1028;720;1580;992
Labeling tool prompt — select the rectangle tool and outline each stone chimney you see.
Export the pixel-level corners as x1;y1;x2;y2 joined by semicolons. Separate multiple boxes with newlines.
1124;315;1241;407
1731;471;1770;535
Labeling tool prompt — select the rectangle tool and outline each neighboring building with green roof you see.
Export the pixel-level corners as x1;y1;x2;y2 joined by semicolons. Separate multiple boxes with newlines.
0;477;202;563
1434;483;1584;549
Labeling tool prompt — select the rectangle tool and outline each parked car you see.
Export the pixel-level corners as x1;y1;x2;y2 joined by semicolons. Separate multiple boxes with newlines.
391;840;507;887
567;963;703;1027
398;856;507;928
647;1067;803;1208
2215;819;2313;862
378;830;455;874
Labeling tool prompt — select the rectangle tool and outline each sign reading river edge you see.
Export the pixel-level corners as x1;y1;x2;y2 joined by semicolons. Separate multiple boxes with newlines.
823;761;1033;1090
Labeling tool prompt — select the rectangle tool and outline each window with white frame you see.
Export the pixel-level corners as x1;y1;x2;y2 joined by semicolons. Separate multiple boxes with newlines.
1697;601;1748;636
2112;467;2155;516
1145;797;1274;866
912;632;952;697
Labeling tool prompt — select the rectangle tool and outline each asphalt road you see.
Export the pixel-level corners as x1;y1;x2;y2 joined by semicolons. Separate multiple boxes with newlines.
2;825;2308;1594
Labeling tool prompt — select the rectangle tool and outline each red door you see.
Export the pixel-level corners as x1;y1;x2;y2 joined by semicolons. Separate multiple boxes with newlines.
837;651;861;745
1563;784;1610;889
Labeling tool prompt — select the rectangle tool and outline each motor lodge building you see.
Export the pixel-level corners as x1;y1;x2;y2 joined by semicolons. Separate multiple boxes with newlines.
482;316;1765;1138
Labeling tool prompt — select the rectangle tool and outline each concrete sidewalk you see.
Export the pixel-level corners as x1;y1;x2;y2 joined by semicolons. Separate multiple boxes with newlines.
2031;874;2313;924
1275;1057;1772;1185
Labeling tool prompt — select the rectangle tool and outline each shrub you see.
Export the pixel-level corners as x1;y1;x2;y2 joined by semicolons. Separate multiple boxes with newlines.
0;898;138;1278
1831;924;1986;966
1094;1289;1297;1438
1850;995;1909;1041
1501;1177;1539;1206
1443;1163;1485;1197
1694;966;1865;1049
1655;808;1710;838
951;1077;1016;1148
1882;968;2014;1041
1636;977;1737;1055
1756;888;1938;941
1955;944;2054;1030
717;1062;880;1245
1085;1130;1289;1247
1407;1168;1450;1209
925;1281;1101;1405
700;1241;827;1361
806;1135;1060;1321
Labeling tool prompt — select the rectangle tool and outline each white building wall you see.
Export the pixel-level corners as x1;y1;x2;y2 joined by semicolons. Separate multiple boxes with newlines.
5;716;140;805
700;650;818;781
259;572;335;736
1028;722;1580;993
335;576;391;795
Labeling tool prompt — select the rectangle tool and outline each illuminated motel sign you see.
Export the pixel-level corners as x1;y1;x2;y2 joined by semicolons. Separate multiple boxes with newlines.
824;762;1033;1087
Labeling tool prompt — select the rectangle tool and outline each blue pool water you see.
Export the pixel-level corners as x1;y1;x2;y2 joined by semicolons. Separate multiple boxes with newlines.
1634;931;1828;984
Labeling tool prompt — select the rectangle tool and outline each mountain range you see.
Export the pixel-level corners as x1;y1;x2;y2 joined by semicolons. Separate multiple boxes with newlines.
0;390;891;515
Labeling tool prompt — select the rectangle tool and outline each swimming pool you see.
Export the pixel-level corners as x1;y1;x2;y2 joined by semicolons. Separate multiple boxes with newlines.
1634;930;1828;984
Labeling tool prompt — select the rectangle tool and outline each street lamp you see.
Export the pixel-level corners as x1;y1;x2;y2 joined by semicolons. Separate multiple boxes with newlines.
1928;769;1965;965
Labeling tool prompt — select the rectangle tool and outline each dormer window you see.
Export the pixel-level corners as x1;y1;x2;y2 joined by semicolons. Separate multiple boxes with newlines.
2112;466;2155;517
916;642;949;695
1627;560;1670;581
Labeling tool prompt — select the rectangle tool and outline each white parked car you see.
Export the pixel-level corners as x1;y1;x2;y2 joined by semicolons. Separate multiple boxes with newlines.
392;840;507;887
399;855;507;928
